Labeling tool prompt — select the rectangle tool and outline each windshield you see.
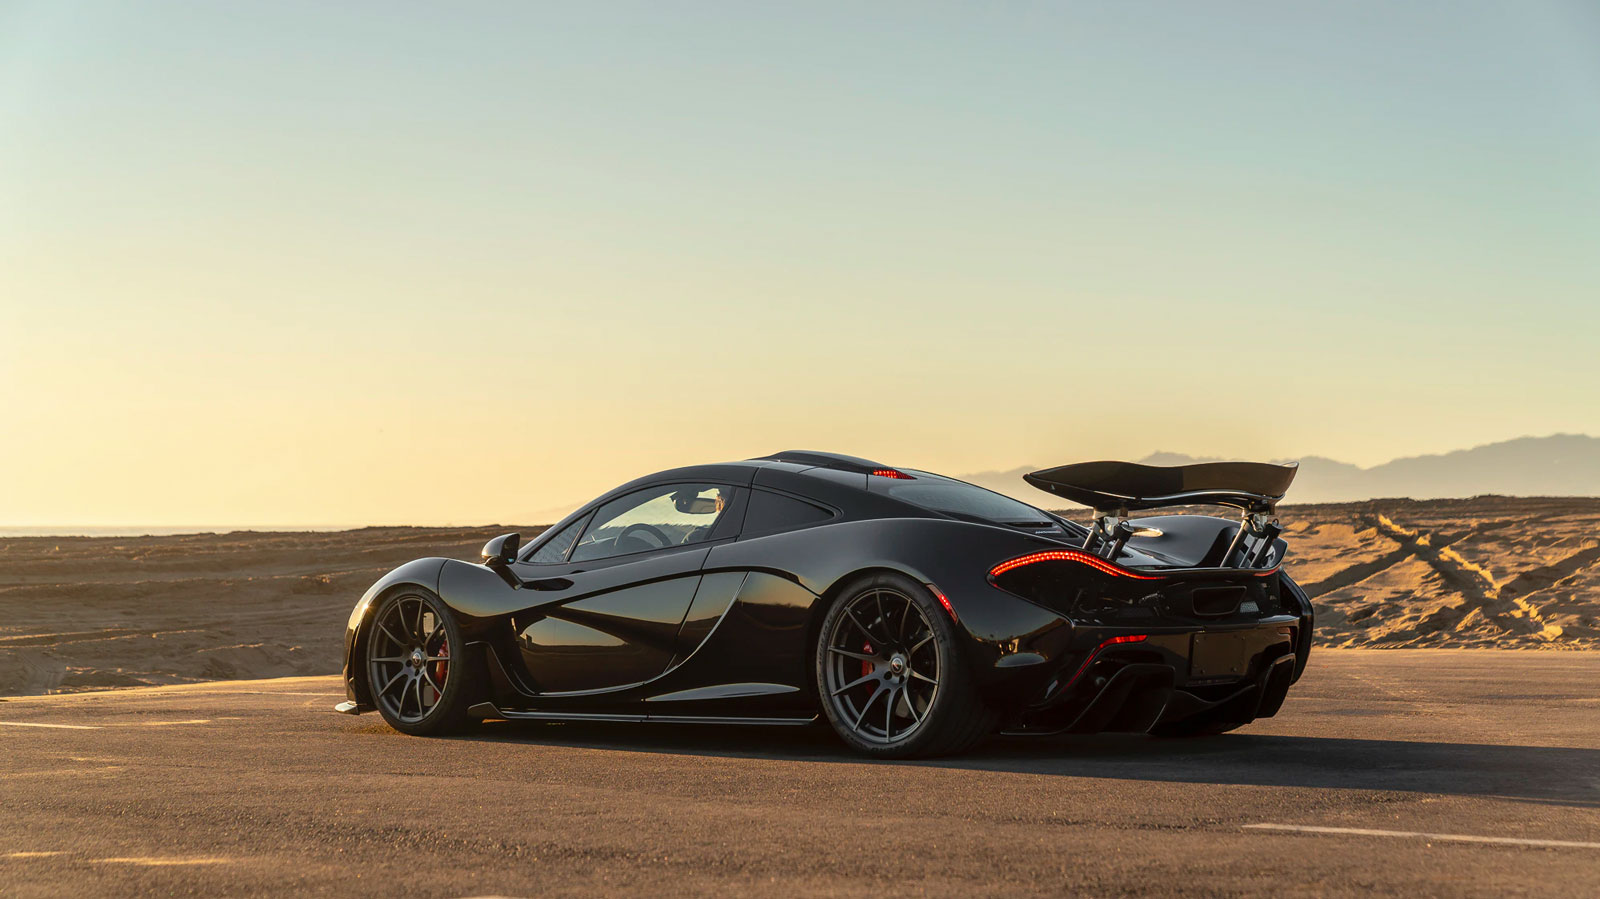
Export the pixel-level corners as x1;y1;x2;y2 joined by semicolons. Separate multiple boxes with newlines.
885;471;1054;524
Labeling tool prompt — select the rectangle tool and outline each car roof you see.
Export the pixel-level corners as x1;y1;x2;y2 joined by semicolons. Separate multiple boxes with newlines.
521;450;1060;561
578;450;902;511
614;450;899;492
749;450;889;473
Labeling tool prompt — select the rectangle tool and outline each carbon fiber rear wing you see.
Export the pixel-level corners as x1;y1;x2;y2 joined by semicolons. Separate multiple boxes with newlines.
1024;460;1297;516
1025;460;1298;569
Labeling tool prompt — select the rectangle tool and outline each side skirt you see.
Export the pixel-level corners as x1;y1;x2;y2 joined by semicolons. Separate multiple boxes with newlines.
467;701;817;727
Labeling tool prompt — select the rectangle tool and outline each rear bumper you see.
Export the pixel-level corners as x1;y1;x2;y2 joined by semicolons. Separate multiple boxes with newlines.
1004;616;1299;735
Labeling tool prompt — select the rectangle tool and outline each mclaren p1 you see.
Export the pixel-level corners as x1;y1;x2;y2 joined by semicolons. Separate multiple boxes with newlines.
336;450;1312;758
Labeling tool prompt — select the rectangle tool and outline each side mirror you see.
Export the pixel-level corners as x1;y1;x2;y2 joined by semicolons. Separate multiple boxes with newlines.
481;532;520;568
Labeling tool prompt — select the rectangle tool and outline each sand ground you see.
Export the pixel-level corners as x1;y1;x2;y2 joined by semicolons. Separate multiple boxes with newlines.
1;497;1596;696
0;526;543;695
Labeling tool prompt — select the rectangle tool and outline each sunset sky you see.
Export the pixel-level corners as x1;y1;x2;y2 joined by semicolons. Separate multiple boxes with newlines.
4;2;1599;527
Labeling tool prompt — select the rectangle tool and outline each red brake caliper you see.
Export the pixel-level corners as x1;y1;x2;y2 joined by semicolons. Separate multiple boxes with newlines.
431;642;449;701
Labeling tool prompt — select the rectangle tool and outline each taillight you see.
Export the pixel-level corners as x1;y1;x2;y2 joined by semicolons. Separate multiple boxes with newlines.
989;549;1164;580
870;468;914;479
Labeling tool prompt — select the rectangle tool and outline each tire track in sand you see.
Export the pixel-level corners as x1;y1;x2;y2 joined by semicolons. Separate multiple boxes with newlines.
1371;514;1556;639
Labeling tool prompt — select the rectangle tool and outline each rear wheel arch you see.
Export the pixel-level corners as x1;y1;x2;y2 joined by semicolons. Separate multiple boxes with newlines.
1278;571;1314;682
811;569;999;757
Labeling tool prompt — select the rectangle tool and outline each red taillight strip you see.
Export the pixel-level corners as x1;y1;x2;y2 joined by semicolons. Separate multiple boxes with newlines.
989;549;1164;580
1060;633;1149;691
929;586;958;622
870;468;914;479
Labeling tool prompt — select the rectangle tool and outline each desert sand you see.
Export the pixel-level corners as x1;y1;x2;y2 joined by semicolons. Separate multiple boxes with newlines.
0;526;543;695
1283;497;1600;648
2;497;1596;696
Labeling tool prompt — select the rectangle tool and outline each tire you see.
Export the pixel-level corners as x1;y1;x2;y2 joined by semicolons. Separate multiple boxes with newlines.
815;572;998;758
364;588;475;736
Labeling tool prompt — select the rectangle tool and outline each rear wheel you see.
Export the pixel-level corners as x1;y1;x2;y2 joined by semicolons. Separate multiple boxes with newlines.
816;573;996;758
365;589;473;736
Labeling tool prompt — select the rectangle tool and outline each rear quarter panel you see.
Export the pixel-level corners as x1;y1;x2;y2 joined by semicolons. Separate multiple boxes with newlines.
705;517;1078;687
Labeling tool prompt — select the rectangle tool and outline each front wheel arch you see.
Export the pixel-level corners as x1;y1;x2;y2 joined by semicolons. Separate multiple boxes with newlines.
350;581;443;708
362;586;480;735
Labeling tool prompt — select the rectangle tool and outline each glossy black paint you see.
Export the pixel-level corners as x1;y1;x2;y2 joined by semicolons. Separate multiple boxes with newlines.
480;533;519;568
341;451;1313;735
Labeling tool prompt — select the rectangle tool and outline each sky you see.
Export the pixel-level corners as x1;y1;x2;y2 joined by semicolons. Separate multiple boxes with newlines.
3;1;1599;527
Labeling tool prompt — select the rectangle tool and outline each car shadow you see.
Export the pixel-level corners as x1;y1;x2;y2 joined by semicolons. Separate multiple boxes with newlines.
450;719;1600;809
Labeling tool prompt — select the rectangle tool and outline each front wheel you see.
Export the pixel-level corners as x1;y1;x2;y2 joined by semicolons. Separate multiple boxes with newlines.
365;589;474;736
815;573;997;758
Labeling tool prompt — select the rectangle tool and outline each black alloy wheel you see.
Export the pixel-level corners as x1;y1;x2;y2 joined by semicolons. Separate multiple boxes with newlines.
816;573;996;758
366;590;472;735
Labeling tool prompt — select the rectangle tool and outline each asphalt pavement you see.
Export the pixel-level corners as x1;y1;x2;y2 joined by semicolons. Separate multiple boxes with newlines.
2;649;1598;897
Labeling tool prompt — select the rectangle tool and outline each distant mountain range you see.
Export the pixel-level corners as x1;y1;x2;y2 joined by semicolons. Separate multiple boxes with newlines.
957;434;1600;508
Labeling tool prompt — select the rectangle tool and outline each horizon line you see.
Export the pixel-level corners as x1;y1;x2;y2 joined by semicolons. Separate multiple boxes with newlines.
8;494;1600;538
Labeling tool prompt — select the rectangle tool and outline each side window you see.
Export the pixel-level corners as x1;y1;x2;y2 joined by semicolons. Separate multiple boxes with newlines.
571;483;734;563
743;489;833;537
525;515;587;564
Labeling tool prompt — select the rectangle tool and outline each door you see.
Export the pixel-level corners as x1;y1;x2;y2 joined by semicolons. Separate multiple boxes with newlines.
508;482;741;693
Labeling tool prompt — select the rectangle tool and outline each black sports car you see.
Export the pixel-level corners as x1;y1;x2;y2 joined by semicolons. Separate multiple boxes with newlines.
337;450;1312;757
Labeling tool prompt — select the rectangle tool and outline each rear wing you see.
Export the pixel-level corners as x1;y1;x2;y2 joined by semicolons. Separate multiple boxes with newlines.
1025;460;1298;570
1024;460;1298;516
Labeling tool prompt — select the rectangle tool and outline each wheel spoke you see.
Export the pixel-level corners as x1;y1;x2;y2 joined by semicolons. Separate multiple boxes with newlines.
392;600;411;644
830;672;878;696
410;598;427;643
851;683;887;731
904;687;923;724
828;646;876;663
910;670;937;685
909;633;933;655
884;686;896;739
875;592;891;643
376;623;405;652
370;656;408;663
377;669;407;702
411;675;424;713
398;598;413;642
421;665;445;695
843;607;880;645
